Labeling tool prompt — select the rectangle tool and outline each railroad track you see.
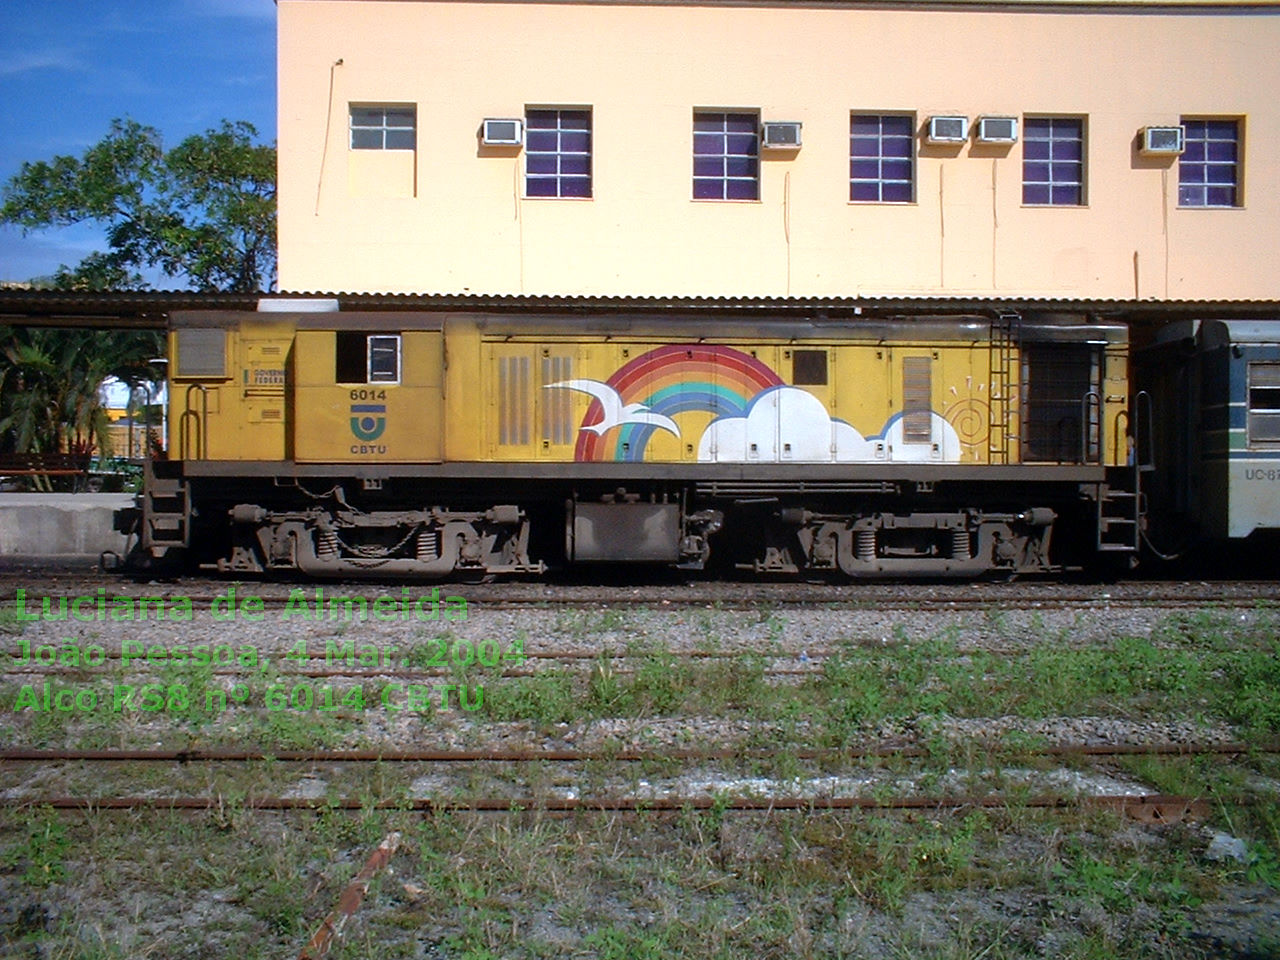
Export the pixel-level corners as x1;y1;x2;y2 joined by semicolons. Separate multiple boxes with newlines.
0;742;1267;763
2;571;1279;611
0;742;1256;826
0;794;1217;823
4;572;1272;836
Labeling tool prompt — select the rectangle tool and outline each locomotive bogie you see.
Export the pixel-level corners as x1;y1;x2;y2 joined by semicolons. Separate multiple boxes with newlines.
214;500;541;580
755;507;1056;578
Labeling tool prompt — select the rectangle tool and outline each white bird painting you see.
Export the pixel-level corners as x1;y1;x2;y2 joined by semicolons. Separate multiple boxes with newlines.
545;379;681;438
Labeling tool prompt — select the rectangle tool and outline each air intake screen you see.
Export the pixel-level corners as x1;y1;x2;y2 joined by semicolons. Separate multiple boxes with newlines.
903;357;933;444
175;328;227;378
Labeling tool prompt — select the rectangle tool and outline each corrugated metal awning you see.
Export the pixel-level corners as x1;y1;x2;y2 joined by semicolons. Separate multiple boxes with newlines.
3;288;1280;329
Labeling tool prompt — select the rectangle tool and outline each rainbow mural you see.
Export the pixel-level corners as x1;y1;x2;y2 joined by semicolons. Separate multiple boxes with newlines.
570;345;784;461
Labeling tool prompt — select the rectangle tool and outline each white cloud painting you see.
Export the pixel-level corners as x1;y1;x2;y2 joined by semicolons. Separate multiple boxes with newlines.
695;386;960;463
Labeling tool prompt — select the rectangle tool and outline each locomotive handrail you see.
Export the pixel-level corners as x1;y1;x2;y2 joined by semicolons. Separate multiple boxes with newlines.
1135;390;1154;469
179;384;208;461
1080;391;1102;465
1113;408;1131;466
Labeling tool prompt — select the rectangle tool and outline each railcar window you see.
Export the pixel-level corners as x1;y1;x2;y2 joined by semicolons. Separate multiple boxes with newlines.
368;336;400;383
335;332;366;383
792;350;828;385
1248;362;1280;444
335;332;400;384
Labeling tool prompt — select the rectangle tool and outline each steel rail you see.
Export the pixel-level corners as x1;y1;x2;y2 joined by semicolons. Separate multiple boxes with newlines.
3;575;1279;609
0;742;1265;764
2;592;1274;611
0;793;1217;821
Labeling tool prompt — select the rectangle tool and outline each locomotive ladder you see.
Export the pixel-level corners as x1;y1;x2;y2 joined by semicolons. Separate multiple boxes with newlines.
140;460;190;554
1095;390;1153;555
987;314;1018;464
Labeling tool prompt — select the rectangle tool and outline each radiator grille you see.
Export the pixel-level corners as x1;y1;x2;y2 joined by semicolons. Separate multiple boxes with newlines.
541;356;574;445
902;357;932;444
499;355;530;446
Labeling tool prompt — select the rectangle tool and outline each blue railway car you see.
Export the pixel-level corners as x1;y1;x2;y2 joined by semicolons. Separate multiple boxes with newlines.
1141;320;1280;549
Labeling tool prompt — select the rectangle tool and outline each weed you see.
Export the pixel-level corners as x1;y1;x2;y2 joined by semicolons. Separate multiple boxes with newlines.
1051;836;1202;913
1245;839;1280;890
3;805;70;887
481;670;577;725
249;705;352;749
0;601;24;634
247;875;307;935
584;924;667;959
586;652;623;713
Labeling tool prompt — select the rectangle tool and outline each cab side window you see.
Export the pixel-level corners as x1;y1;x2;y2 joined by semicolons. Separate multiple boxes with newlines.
336;332;400;384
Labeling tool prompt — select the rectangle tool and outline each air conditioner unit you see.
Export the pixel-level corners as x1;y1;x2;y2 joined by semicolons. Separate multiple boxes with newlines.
762;121;802;149
927;116;968;144
1140;125;1185;156
976;116;1018;144
481;118;523;147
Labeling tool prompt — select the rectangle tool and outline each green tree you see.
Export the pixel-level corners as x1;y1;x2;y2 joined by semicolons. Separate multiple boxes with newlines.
1;118;275;292
0;327;163;470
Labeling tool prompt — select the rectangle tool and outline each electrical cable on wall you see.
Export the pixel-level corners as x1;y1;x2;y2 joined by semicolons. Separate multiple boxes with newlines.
315;58;344;217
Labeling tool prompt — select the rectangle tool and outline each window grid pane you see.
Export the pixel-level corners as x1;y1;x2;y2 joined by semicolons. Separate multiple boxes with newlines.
349;105;416;150
1022;118;1083;206
525;109;592;199
692;112;759;200
1179;118;1240;208
849;114;914;203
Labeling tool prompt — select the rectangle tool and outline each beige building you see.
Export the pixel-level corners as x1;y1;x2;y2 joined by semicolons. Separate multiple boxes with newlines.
277;0;1280;300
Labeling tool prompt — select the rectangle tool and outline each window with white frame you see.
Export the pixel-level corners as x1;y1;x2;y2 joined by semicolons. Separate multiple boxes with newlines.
1022;117;1084;206
693;112;759;200
336;332;401;384
526;108;592;198
849;114;914;203
1180;119;1241;208
349;106;416;150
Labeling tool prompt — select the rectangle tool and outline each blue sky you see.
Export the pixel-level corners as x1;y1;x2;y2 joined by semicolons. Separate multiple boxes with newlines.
0;0;276;286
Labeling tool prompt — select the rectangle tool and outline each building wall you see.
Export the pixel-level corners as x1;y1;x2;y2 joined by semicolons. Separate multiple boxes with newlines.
277;0;1280;299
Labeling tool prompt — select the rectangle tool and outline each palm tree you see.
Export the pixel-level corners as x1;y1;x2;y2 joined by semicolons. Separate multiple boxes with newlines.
0;326;163;487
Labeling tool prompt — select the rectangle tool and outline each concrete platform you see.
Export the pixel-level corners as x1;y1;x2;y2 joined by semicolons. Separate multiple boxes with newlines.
0;493;135;558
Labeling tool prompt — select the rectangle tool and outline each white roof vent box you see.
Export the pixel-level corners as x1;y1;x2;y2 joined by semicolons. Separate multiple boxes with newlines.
926;115;968;144
1140;125;1186;156
762;121;802;150
976;116;1018;144
481;118;523;147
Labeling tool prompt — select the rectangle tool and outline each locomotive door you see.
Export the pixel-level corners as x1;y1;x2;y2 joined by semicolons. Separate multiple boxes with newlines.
1020;342;1099;463
293;328;443;463
487;343;581;460
888;349;943;461
700;345;784;463
785;346;835;462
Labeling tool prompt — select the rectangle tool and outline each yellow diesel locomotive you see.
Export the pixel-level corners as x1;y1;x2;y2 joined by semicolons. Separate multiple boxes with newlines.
117;305;1138;579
